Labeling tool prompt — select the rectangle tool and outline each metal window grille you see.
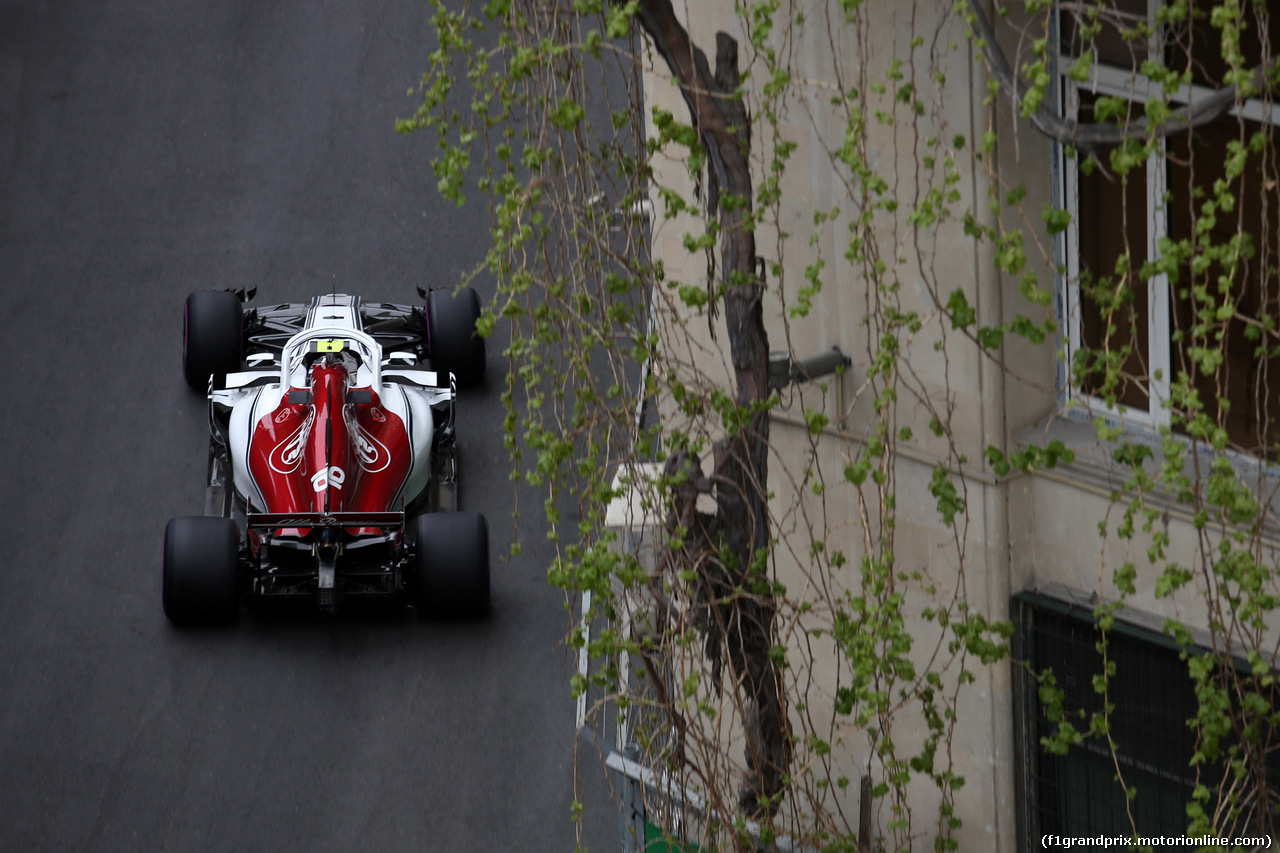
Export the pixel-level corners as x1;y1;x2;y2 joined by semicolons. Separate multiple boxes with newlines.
1013;594;1204;849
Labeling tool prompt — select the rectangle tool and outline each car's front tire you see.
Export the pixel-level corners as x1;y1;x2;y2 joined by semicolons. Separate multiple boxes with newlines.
163;516;240;625
411;511;490;618
426;287;486;387
183;290;242;391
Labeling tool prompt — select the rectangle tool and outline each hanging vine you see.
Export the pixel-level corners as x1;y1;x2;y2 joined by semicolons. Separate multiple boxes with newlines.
400;0;1280;849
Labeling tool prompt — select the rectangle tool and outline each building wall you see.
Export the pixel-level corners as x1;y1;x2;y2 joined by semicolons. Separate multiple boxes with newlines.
634;1;1240;850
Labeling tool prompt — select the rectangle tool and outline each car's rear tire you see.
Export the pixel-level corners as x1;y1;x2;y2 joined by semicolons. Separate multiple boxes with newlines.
411;511;490;618
163;516;240;625
183;290;242;391
426;287;486;386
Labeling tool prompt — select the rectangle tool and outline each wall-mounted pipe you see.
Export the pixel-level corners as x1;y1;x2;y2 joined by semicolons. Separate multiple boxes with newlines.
768;347;852;390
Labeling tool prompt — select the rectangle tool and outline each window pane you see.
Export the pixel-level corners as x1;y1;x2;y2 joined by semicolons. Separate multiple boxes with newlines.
1166;115;1280;453
1060;0;1151;70
1075;93;1150;410
1165;0;1280;93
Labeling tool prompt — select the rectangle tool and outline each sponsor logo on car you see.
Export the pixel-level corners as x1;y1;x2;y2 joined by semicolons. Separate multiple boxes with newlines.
268;409;315;474
311;466;345;492
344;410;392;473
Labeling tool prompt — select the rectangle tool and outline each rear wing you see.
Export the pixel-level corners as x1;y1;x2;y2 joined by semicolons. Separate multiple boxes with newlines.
246;511;405;530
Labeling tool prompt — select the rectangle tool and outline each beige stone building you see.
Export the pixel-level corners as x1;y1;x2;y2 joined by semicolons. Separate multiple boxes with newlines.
603;1;1280;850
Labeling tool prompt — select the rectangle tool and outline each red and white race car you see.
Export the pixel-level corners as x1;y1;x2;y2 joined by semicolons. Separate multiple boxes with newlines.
163;288;490;624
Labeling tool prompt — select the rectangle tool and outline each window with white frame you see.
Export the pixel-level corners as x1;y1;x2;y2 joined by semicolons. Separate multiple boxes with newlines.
1057;0;1280;454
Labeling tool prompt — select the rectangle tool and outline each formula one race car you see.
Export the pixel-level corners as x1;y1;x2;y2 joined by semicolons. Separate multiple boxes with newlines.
163;288;490;624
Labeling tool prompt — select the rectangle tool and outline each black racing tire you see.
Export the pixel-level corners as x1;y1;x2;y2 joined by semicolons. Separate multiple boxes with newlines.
183;290;243;391
411;511;490;618
163;516;241;625
426;287;486;387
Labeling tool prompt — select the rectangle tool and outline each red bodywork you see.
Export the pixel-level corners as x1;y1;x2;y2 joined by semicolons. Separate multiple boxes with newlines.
247;362;411;537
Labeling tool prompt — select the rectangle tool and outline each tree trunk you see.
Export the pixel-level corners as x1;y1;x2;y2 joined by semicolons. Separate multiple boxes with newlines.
635;0;791;818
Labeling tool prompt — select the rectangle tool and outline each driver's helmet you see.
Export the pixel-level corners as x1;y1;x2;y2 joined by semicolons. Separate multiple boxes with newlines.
303;340;362;382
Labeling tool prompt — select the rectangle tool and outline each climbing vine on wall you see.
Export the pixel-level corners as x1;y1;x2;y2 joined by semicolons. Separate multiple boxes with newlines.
402;1;1280;849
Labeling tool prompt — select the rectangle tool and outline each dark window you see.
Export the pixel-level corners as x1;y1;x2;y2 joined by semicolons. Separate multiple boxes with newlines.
1165;0;1280;92
1014;596;1198;844
1166;113;1280;453
1075;94;1151;410
1059;0;1151;69
1013;594;1280;851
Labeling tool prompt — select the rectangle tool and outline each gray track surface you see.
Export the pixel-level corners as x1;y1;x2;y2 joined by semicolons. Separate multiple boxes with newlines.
0;2;615;850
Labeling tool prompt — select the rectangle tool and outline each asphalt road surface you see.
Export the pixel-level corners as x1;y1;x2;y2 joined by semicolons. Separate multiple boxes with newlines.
0;2;615;850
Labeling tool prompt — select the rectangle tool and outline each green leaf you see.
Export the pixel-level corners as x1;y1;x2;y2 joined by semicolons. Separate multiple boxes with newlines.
549;98;585;131
947;289;976;330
